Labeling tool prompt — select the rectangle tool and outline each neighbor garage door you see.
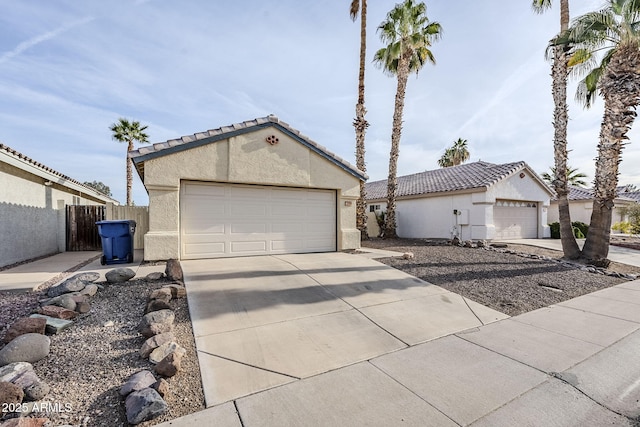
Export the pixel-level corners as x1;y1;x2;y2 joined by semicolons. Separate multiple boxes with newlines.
180;182;336;259
493;200;538;239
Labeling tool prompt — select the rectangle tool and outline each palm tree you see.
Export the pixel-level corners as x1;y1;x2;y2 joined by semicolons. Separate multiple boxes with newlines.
555;0;640;263
438;138;469;167
541;166;588;187
374;0;441;238
533;0;581;259
109;118;149;206
351;0;369;240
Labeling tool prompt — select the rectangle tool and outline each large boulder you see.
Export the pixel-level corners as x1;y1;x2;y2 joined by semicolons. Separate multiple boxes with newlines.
165;259;183;282
44;294;77;311
0;334;50;366
105;268;136;284
138;310;174;338
148;288;172;304
119;370;156;397
140;333;175;359
3;318;46;344
46;272;99;298
125;388;168;424
0;381;24;407
11;369;39;389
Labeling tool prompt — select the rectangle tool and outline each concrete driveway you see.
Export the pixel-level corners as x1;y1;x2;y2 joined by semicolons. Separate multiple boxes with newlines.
183;252;508;407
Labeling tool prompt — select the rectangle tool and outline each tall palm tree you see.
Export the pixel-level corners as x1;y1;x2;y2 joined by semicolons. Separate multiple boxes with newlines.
533;0;581;259
438;138;469;167
541;166;588;187
351;0;369;240
109;118;149;206
374;0;441;238
556;0;640;263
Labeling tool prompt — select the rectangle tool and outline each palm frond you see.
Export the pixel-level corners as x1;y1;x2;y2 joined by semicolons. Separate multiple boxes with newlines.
350;0;360;21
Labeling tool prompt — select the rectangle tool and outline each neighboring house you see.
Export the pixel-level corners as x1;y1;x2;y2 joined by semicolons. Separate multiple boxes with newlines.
547;185;638;226
365;161;553;240
129;115;367;261
0;143;119;268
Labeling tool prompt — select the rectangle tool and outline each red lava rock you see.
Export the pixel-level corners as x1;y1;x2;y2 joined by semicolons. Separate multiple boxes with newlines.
155;352;182;378
38;305;77;320
3;318;46;343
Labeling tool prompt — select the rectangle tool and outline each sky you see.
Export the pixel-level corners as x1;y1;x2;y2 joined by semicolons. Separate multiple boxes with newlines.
1;0;638;206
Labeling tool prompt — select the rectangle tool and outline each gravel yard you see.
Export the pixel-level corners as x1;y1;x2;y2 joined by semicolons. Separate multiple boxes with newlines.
0;271;205;427
363;238;640;316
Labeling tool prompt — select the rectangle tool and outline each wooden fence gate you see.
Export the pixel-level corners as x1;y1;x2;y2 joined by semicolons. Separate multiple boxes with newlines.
66;205;106;251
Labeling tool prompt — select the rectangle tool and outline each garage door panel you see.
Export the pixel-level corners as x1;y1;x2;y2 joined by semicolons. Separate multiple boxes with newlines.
494;200;538;239
181;183;336;259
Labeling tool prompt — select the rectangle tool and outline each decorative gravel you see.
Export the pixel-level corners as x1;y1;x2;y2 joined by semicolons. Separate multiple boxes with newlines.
1;274;205;427
363;238;638;316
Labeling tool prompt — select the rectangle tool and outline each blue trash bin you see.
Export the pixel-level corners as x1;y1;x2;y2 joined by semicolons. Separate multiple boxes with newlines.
96;220;136;265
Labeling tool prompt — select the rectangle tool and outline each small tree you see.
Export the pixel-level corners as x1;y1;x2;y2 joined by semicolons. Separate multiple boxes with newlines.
83;181;112;197
620;205;640;234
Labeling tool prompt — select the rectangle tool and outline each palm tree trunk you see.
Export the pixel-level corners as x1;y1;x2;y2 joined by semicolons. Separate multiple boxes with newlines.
583;45;640;263
384;54;410;239
354;0;369;240
127;139;134;206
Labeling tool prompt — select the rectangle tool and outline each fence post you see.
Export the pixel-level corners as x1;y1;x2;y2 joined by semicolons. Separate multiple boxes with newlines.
57;200;66;253
105;202;114;220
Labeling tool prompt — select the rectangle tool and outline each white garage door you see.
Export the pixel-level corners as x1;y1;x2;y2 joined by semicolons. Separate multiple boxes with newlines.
493;200;538;239
180;182;336;259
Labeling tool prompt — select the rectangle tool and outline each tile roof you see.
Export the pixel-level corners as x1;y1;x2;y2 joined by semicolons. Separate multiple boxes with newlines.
365;161;538;200
129;115;367;181
561;185;639;202
0;143;118;203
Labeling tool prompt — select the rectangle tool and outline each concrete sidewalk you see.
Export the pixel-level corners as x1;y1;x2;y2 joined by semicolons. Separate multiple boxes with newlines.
0;250;145;292
499;238;640;267
160;253;640;427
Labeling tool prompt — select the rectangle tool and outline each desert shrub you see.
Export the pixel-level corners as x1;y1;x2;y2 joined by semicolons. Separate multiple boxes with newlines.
572;221;589;238
374;210;386;237
612;221;632;234
620;205;640;234
549;222;560;239
573;226;585;239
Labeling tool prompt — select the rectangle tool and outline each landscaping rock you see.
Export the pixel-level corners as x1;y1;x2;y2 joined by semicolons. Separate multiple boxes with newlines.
402;252;414;260
138;310;174;338
463;240;474;248
451;236;461;246
490;243;508;248
44;294;77;311
139;333;175;359
0;381;24;407
477;240;486;248
145;299;171;314
74;300;91;314
38;305;77;320
29;315;74;334
119;370;157;397
46;272;98;298
24;381;49;401
145;272;164;281
152;378;169;398
79;284;99;297
105;268;136;284
165;259;183;282
11;369;39;389
0;334;50;366
0;362;33;383
3;318;46;344
103;321;114;327
0;418;50;427
149;341;186;364
149;288;172;303
162;284;186;299
125;388;167;424
155;352;183;377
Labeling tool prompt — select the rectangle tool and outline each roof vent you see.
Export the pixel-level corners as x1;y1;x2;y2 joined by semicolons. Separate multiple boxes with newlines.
266;135;279;145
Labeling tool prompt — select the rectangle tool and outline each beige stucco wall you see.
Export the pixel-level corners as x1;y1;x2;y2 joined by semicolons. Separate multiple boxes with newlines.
142;127;361;260
0;161;106;268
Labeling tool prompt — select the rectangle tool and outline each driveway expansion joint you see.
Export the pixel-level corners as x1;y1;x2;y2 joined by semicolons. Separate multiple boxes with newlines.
198;350;301;380
233;401;246;427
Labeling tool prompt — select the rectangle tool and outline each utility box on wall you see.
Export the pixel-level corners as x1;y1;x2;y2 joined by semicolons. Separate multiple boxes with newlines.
454;209;470;225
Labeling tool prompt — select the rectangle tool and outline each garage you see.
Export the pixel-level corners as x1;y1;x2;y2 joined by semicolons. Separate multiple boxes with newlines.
129;115;366;261
493;200;538;239
181;182;336;259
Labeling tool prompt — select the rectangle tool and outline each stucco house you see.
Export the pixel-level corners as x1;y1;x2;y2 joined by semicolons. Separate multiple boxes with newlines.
129;115;367;261
365;161;553;240
0;144;118;268
547;185;638;226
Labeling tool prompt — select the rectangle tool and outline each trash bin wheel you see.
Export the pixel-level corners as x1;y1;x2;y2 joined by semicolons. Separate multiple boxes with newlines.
100;255;106;266
127;253;133;263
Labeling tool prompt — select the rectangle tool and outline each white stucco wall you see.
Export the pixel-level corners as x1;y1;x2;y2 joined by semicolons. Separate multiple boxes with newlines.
0;161;107;268
548;199;633;227
141;127;362;260
365;168;553;240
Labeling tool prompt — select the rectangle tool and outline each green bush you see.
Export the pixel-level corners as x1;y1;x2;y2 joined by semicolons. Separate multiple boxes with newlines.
620;205;640;234
549;221;588;239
